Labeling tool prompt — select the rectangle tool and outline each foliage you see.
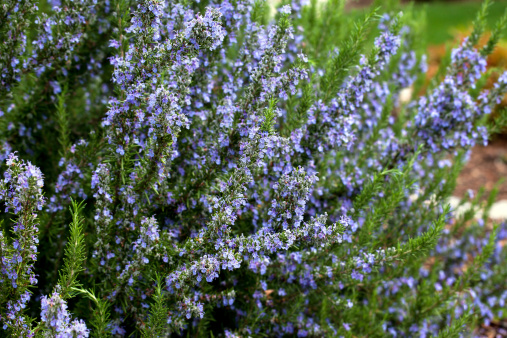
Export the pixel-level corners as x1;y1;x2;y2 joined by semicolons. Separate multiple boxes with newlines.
1;0;507;337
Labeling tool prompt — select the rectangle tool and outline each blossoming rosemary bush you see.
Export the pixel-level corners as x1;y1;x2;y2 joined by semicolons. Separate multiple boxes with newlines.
1;0;507;336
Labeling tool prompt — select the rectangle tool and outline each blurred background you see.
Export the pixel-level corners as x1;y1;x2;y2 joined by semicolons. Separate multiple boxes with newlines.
347;3;507;334
343;0;507;217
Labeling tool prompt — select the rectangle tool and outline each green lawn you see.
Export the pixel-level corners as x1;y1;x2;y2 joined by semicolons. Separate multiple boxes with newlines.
419;0;507;44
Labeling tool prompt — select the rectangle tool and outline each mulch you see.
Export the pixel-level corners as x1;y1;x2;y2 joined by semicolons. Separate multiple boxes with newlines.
476;320;507;338
454;136;507;201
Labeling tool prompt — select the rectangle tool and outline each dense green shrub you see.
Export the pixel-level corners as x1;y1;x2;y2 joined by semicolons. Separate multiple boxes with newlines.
1;0;507;336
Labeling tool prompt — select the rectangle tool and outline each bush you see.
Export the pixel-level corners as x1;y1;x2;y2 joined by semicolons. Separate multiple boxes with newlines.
1;0;507;337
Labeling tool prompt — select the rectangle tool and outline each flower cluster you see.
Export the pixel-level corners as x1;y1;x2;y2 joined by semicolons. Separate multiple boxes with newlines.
303;22;402;154
1;0;507;337
1;0;98;95
412;43;490;153
0;153;45;335
40;292;89;337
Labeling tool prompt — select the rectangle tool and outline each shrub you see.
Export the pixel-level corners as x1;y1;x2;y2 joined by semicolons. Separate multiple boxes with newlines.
1;0;507;337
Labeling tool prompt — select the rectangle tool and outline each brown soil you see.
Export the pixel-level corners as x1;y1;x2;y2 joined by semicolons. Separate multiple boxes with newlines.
476;320;507;338
344;0;374;10
454;136;507;201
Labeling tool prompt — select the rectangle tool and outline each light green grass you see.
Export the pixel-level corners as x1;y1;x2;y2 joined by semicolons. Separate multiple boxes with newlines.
418;0;507;44
345;0;507;45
